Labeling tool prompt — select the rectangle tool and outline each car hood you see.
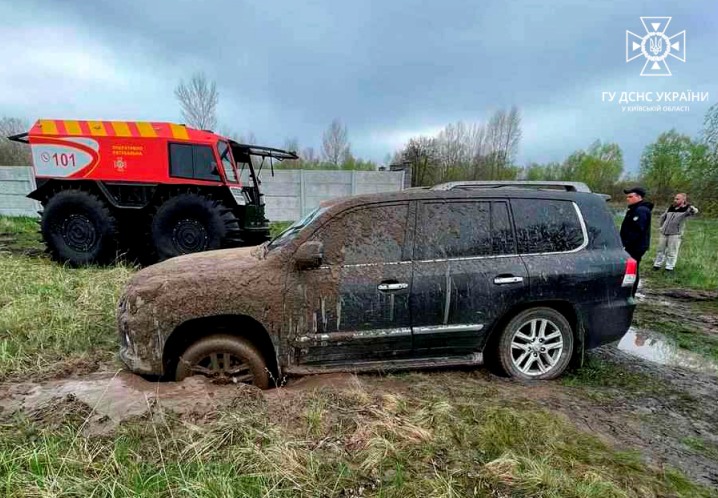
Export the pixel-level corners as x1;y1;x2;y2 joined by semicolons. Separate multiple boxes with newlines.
121;245;286;342
130;245;264;288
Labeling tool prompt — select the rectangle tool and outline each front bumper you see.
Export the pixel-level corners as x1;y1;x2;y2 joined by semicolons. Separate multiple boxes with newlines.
117;295;164;376
119;345;159;376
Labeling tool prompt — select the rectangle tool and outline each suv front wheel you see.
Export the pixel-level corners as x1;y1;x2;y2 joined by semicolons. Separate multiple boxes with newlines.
497;307;574;380
175;335;270;388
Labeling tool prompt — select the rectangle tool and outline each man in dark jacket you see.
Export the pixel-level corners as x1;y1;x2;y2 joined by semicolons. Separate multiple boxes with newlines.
620;187;654;294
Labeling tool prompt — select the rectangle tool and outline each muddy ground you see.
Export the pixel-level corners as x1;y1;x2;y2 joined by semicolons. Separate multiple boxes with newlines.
1;284;717;487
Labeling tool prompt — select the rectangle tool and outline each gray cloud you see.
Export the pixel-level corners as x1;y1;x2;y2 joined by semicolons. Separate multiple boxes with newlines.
1;0;716;171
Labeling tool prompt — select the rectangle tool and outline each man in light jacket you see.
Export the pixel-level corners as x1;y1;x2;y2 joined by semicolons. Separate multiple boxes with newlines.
653;193;699;271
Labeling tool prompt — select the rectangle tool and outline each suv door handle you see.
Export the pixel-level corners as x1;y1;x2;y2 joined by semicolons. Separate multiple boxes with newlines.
493;276;524;285
378;282;409;291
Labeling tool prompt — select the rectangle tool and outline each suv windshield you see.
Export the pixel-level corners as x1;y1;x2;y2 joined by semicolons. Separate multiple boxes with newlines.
217;141;239;184
267;205;329;251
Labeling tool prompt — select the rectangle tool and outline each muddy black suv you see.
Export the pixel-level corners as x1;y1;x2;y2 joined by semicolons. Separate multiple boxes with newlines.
118;181;637;387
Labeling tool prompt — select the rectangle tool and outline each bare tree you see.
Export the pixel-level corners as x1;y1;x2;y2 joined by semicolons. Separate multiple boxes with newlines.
238;131;257;144
484;107;521;178
398;107;522;184
322;119;351;167
402;136;439;186
0;117;31;166
281;137;301;168
175;72;219;130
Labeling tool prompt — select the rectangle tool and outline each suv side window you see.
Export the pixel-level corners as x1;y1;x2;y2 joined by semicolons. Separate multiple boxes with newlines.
169;143;221;181
416;201;492;259
512;198;585;253
313;203;409;265
491;201;516;255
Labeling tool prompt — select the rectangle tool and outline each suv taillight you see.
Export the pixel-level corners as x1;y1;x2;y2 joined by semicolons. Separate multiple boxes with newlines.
622;258;637;287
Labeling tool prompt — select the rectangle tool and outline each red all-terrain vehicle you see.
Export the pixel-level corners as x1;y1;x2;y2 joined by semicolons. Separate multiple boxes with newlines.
9;119;296;265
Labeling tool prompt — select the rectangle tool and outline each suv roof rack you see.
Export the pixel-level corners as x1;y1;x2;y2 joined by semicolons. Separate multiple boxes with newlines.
430;181;592;192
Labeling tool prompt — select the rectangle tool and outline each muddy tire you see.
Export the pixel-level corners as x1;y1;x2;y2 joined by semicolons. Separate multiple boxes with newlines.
497;307;574;380
41;189;119;265
175;334;270;388
150;193;239;261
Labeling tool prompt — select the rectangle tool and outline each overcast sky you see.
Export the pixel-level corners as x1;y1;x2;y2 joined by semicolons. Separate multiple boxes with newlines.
1;0;716;172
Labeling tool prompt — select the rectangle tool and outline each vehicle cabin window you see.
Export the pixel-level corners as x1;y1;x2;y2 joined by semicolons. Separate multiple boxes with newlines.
313;203;408;265
417;201;516;259
217;141;238;184
512;198;585;253
491;201;516;255
169;143;221;182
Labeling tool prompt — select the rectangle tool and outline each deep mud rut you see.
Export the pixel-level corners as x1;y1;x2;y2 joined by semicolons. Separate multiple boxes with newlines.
1;284;717;485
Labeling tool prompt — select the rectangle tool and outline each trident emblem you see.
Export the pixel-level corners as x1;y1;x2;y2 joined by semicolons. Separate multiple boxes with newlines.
649;37;662;55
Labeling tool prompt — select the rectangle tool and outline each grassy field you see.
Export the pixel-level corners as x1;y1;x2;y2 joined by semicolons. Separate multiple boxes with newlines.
1;371;713;498
644;218;718;290
1;216;717;496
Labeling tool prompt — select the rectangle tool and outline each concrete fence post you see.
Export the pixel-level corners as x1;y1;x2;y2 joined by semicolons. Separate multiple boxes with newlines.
298;169;305;217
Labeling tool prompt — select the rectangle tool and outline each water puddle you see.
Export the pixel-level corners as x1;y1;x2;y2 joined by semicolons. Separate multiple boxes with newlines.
0;371;258;432
617;327;718;375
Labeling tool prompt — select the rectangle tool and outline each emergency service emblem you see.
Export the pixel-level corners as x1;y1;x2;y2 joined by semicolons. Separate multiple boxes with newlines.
114;157;127;172
626;17;686;76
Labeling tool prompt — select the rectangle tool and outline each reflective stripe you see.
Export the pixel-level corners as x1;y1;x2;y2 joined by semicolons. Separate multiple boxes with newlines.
39;120;59;135
170;123;189;140
111;121;132;137
87;121;107;136
63;120;83;135
135;122;157;137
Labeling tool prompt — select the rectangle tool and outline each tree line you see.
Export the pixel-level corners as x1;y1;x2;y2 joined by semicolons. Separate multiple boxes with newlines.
1;71;717;215
395;104;718;215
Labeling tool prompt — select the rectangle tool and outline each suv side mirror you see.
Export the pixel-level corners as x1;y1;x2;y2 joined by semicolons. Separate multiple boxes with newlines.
295;241;323;270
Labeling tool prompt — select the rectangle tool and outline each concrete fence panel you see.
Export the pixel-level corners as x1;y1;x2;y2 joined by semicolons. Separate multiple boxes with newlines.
0;167;405;222
0;167;41;217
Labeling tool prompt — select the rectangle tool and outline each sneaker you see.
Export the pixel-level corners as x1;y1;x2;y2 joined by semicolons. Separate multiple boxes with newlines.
652;266;661;271
665;268;674;272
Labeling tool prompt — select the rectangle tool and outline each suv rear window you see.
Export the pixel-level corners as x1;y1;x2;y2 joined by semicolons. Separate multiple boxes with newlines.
511;199;585;254
169;143;221;182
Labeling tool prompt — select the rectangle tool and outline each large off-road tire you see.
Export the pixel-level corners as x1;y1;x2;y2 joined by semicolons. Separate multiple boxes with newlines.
175;334;271;388
497;307;574;380
40;189;119;265
150;193;240;261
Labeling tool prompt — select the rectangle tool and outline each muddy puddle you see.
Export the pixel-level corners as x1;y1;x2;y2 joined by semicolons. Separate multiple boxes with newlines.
0;371;261;433
617;327;718;374
0;370;364;434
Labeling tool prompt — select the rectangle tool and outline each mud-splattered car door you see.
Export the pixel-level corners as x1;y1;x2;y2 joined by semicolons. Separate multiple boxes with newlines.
410;200;528;358
288;202;414;366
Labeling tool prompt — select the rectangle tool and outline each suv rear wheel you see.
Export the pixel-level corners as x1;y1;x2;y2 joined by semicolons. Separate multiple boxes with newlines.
497;307;574;380
41;189;119;265
175;334;270;388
